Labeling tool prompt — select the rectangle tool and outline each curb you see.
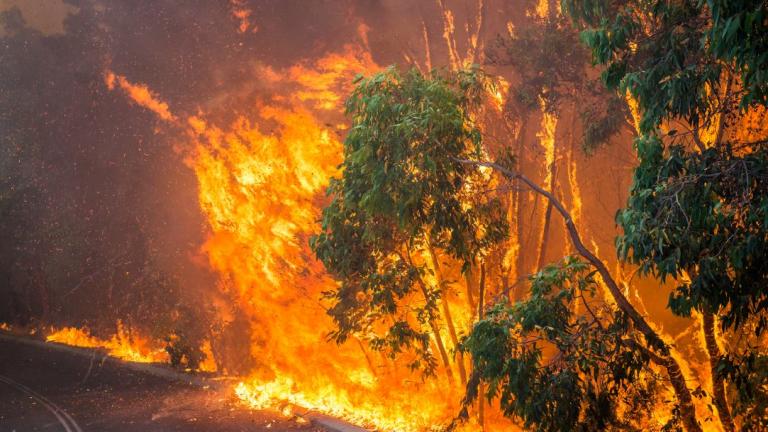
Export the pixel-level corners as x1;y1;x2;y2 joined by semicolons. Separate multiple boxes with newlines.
0;332;371;432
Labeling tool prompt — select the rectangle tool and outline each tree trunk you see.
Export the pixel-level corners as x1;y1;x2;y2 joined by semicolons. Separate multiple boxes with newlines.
407;246;455;384
514;118;528;292
426;240;467;386
477;262;486;431
464;267;477;312
35;268;50;324
419;287;454;384
702;312;735;432
536;163;558;269
458;159;703;432
355;337;379;379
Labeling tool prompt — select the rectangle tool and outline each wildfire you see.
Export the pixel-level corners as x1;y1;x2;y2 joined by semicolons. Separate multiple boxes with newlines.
46;321;169;364
5;2;765;430
92;31;521;431
188;46;505;430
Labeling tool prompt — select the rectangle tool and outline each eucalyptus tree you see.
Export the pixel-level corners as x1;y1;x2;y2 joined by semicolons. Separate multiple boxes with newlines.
486;5;632;287
564;0;768;430
317;2;767;427
311;67;508;384
459;257;661;432
487;3;629;153
317;65;701;431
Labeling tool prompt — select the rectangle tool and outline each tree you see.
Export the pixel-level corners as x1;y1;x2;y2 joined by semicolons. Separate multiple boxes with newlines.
484;6;633;294
458;257;661;432
564;0;768;430
319;65;702;431
317;2;767;429
487;6;630;153
311;67;508;384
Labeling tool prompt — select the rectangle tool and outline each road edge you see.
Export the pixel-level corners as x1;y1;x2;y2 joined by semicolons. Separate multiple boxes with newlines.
0;332;371;432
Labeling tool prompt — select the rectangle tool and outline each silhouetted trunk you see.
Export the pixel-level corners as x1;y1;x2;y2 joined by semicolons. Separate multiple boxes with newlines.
702;312;735;432
407;246;455;384
355;337;378;379
536;163;557;269
514;118;528;292
464;267;477;311
33;268;50;324
477;262;486;430
427;240;467;386
417;293;454;384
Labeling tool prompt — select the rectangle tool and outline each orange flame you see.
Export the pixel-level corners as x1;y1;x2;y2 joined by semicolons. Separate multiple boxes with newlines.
105;71;175;122
188;47;507;430
98;42;512;430
46;321;169;364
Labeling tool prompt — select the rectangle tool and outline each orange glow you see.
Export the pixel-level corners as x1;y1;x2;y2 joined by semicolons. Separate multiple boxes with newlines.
491;76;509;112
105;71;175;122
187;46;512;431
199;340;218;373
230;0;255;34
11;5;768;431
46;321;170;364
537;107;557;187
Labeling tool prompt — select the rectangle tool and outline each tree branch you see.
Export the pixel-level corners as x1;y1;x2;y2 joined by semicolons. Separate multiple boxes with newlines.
455;157;703;432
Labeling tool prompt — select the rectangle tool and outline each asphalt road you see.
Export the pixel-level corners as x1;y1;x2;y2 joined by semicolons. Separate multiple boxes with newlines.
0;336;327;432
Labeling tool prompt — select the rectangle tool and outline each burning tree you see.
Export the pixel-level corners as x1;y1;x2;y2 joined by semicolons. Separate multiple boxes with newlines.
312;67;508;385
565;0;768;430
315;0;768;430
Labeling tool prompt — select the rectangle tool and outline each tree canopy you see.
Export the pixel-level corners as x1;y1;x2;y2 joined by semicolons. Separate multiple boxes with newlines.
312;67;508;377
315;0;768;430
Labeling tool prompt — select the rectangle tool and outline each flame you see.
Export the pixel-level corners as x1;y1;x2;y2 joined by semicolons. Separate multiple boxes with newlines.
15;7;767;431
199;340;218;373
98;46;498;429
105;71;175;122
491;76;509;112
230;0;255;34
288;46;376;110
565;143;582;227
46;321;170;363
188;46;512;431
537;108;558;187
535;104;558;263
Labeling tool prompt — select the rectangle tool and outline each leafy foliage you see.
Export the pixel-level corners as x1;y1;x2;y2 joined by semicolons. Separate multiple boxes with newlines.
721;350;768;430
488;16;589;113
563;0;768;134
617;138;768;329
311;67;508;373
487;12;630;152
459;257;660;432
707;0;768;106
564;0;768;428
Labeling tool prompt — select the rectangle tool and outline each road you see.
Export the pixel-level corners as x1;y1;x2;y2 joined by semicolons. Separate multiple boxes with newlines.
0;335;327;432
